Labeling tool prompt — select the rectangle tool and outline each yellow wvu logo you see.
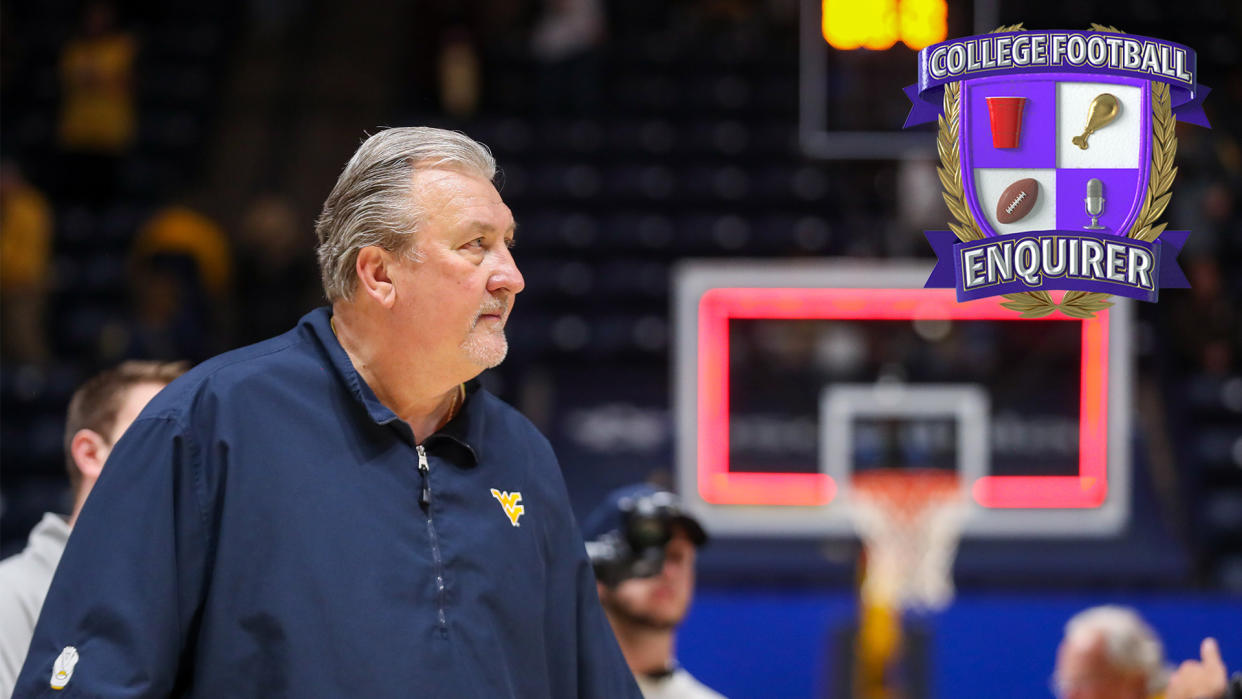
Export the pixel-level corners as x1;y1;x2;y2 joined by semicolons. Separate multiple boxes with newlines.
490;489;525;527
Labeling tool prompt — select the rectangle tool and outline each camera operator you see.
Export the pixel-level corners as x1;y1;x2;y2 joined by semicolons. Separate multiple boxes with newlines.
583;484;726;699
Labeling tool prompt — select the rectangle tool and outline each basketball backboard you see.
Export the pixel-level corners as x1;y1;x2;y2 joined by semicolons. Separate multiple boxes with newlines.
674;260;1133;538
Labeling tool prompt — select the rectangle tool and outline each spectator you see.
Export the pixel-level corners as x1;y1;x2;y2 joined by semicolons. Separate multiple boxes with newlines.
0;161;53;363
439;26;481;118
133;201;232;300
57;0;136;204
0;360;187;697
1052;606;1167;699
1167;639;1242;699
118;200;232;362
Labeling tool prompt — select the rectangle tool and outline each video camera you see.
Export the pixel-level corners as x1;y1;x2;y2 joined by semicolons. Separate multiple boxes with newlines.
584;488;706;587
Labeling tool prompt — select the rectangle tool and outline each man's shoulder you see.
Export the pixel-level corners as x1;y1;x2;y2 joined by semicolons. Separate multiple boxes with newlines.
142;324;322;422
0;516;67;609
0;547;38;589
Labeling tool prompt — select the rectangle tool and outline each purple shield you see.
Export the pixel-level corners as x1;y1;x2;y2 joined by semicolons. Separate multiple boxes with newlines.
959;74;1151;239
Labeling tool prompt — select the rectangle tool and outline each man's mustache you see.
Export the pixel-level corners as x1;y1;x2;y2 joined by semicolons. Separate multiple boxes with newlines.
475;295;513;323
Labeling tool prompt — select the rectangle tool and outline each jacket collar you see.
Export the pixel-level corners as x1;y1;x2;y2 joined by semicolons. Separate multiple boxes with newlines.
301;307;482;467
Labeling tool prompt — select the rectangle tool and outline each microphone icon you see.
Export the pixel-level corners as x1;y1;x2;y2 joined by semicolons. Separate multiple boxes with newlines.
1083;178;1105;229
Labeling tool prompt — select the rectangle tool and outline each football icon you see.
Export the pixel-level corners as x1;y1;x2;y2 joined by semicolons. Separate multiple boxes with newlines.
996;178;1039;224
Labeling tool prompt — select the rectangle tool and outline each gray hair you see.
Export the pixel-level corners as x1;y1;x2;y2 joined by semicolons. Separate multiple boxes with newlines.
1064;606;1168;693
315;127;497;302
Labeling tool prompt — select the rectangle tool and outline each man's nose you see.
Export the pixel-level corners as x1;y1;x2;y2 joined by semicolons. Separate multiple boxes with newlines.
660;553;682;579
489;246;525;295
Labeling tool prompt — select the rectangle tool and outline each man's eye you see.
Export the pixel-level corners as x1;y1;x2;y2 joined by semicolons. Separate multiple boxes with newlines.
465;237;485;249
505;238;517;249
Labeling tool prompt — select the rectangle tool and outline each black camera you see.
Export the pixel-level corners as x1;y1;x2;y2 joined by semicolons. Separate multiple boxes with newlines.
586;490;685;587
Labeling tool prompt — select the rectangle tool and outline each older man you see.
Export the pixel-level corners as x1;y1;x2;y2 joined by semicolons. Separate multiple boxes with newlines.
15;128;642;698
1052;606;1167;699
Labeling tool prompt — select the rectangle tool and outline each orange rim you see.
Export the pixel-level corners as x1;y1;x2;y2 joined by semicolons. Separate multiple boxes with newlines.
850;469;962;521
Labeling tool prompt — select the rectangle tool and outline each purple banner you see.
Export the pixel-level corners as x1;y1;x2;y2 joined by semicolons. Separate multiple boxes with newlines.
924;230;1190;302
904;31;1210;128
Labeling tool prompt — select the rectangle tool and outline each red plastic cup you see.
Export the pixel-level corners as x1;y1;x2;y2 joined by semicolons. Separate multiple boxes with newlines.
986;96;1026;149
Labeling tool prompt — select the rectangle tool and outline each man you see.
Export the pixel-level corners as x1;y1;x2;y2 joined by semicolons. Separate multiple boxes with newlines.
584;484;726;699
0;161;53;363
0;360;187;696
1052;606;1167;699
15;127;642;698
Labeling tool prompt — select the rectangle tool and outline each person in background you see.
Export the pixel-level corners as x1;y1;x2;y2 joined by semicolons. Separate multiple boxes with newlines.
0;360;187;697
584;484;726;699
1053;606;1242;699
1167;638;1242;699
57;0;136;204
0;161;53;364
118;197;232;362
132;201;232;301
1052;606;1168;699
438;26;480;118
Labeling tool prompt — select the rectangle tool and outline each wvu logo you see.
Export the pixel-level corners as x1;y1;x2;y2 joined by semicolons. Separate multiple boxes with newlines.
490;489;525;527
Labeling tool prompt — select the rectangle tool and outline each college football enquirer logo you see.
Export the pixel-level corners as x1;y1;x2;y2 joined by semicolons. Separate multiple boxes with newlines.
905;24;1211;317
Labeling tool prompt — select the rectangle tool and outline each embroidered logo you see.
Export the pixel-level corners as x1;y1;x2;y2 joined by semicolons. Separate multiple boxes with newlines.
490;489;525;526
51;646;79;690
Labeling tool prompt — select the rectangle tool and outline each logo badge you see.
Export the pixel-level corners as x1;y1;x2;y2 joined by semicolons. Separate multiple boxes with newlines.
905;23;1211;317
490;489;525;527
51;646;79;690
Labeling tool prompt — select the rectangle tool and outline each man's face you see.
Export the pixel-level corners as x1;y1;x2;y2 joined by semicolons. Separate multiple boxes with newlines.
598;529;697;631
1052;633;1147;699
385;168;523;373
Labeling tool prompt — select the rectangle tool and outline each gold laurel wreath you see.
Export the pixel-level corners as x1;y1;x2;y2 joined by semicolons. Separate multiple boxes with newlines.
937;23;1177;318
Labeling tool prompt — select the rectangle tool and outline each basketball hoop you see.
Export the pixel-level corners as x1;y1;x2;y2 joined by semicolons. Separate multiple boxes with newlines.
848;469;967;612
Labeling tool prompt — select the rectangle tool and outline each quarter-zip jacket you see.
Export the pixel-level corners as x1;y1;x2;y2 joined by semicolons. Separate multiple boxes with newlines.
14;307;642;698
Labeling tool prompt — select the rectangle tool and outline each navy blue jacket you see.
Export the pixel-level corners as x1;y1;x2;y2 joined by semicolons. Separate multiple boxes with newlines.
15;308;641;698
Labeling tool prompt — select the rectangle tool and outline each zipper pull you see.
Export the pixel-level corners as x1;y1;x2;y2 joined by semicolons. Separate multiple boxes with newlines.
416;444;431;509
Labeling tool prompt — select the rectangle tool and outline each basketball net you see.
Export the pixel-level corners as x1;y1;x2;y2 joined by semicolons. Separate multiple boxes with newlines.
848;469;967;699
850;469;966;612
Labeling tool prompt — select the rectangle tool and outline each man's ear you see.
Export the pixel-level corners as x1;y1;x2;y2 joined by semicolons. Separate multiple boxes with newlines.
355;246;397;308
70;429;110;482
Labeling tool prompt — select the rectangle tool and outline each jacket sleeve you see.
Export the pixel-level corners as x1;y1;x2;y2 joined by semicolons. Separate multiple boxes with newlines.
537;451;642;699
12;415;211;698
571;547;645;699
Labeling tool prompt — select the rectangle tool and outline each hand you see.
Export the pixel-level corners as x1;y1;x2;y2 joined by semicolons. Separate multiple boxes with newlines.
1167;638;1228;699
